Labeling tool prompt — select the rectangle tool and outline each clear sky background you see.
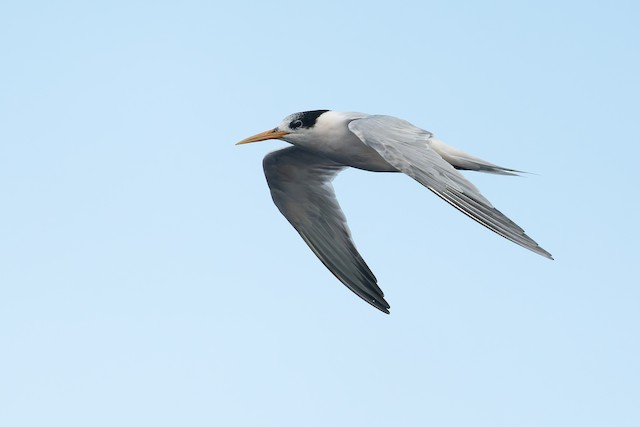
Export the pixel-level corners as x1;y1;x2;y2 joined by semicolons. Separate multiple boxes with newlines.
1;1;638;426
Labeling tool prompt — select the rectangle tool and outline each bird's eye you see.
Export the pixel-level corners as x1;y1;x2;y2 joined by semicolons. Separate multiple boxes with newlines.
290;119;303;129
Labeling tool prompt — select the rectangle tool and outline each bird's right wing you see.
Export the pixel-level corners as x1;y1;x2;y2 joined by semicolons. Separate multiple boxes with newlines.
348;115;553;259
263;146;390;313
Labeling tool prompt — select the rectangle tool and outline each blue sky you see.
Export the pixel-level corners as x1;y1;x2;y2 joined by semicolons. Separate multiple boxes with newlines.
1;1;638;426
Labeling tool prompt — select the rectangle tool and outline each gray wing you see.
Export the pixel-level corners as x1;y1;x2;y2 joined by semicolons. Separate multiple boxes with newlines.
348;115;553;259
263;146;390;313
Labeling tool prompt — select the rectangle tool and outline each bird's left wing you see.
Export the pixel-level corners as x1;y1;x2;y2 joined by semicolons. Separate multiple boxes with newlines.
348;115;553;259
263;146;390;313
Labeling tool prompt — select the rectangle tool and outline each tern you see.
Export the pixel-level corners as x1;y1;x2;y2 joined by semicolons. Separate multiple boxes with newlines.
237;110;552;313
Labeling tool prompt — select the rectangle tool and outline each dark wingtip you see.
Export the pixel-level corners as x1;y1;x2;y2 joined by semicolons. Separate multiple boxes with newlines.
534;246;554;260
370;298;391;314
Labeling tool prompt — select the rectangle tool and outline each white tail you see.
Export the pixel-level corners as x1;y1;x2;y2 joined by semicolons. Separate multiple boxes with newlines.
430;138;523;176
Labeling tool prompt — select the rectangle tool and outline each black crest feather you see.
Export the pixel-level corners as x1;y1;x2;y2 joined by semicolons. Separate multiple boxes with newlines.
290;110;329;129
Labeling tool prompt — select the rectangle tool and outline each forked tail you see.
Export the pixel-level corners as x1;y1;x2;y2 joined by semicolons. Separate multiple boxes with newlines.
430;138;524;176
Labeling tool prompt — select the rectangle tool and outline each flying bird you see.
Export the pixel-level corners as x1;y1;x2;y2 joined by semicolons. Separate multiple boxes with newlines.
237;110;552;313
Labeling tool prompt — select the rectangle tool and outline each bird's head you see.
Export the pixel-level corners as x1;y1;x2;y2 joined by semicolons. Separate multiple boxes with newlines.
236;110;330;146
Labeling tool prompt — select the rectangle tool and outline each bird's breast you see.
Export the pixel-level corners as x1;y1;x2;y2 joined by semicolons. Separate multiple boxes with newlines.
304;129;397;172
